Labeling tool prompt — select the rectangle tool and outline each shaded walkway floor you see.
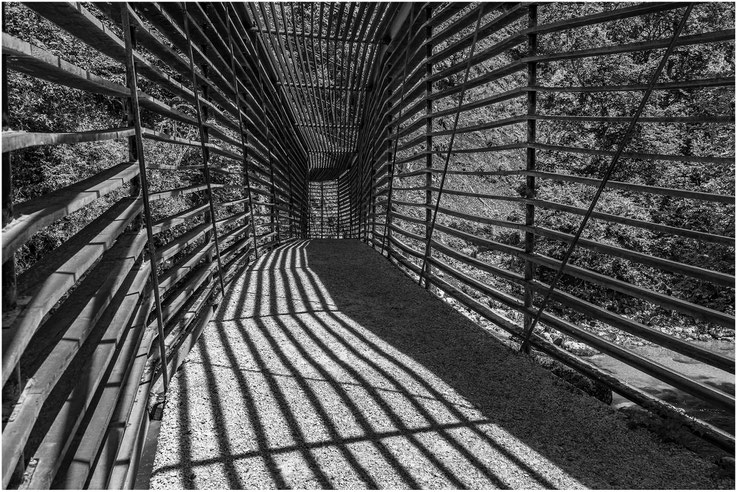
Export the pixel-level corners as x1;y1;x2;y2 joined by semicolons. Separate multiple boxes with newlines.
150;239;729;489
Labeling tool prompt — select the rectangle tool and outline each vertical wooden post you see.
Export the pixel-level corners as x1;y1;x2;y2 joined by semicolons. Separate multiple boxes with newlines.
423;5;433;288
523;5;537;337
121;4;169;392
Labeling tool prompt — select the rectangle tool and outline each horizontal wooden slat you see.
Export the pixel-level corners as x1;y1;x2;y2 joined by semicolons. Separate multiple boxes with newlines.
531;142;734;166
152;204;208;235
84;319;152;489
159;241;214;293
2;34;128;97
20;260;150;489
2;231;146;488
2;34;198;126
2;198;142;391
156;222;210;263
419;228;733;373
531;225;735;289
52;303;151;490
426;256;735;410
2;127;135;152
2;161;139;266
149;183;224;201
429;196;734;246
531;77;735;93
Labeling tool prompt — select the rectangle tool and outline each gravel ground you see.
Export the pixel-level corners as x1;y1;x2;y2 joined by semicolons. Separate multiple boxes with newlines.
150;239;732;489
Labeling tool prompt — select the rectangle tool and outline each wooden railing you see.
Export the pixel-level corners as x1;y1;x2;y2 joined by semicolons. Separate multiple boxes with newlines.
345;2;735;452
2;2;307;487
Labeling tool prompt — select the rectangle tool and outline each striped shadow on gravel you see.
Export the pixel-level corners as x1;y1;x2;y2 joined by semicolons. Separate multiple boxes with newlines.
149;239;730;490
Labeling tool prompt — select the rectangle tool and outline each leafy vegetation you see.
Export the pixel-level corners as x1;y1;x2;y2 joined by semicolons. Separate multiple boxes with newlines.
3;2;734;346
389;3;735;345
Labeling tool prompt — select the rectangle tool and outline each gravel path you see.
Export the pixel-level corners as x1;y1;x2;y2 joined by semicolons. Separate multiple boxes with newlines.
150;239;731;489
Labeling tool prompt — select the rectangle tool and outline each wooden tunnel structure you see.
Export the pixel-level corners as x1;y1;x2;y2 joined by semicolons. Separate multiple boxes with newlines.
1;2;734;488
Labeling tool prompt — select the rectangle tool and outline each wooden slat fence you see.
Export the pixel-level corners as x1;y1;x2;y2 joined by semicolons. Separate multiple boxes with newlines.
350;2;735;453
2;2;307;488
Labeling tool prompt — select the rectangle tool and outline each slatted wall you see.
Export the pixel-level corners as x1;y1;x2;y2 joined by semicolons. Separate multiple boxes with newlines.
308;180;340;239
2;2;307;487
348;3;735;451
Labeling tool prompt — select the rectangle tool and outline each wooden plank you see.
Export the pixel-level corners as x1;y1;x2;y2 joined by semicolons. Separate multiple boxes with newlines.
99;3;241;131
151;287;214;395
85;325;155;490
2;34;198;127
2;34;128;98
130;4;236;112
1;231;146;488
19;260;149;489
105;351;153;489
220;219;253;244
531;114;734;124
159;264;213;326
2;127;135;152
215;211;249;229
155;223;210;264
531;142;734;166
429;197;734;245
527;29;735;64
149;183;224;201
2;197;141;389
531;77;735;93
530;198;734;246
428;216;734;304
151;204;208;235
529;251;734;327
529;170;735;202
1;161;139;262
52;298;150;490
158;242;214;294
531;225;734;288
26;3;196;110
528;275;734;372
221;233;253;262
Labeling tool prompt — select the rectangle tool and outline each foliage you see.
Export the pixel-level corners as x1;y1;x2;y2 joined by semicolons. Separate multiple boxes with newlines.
3;2;734;341
390;2;735;342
